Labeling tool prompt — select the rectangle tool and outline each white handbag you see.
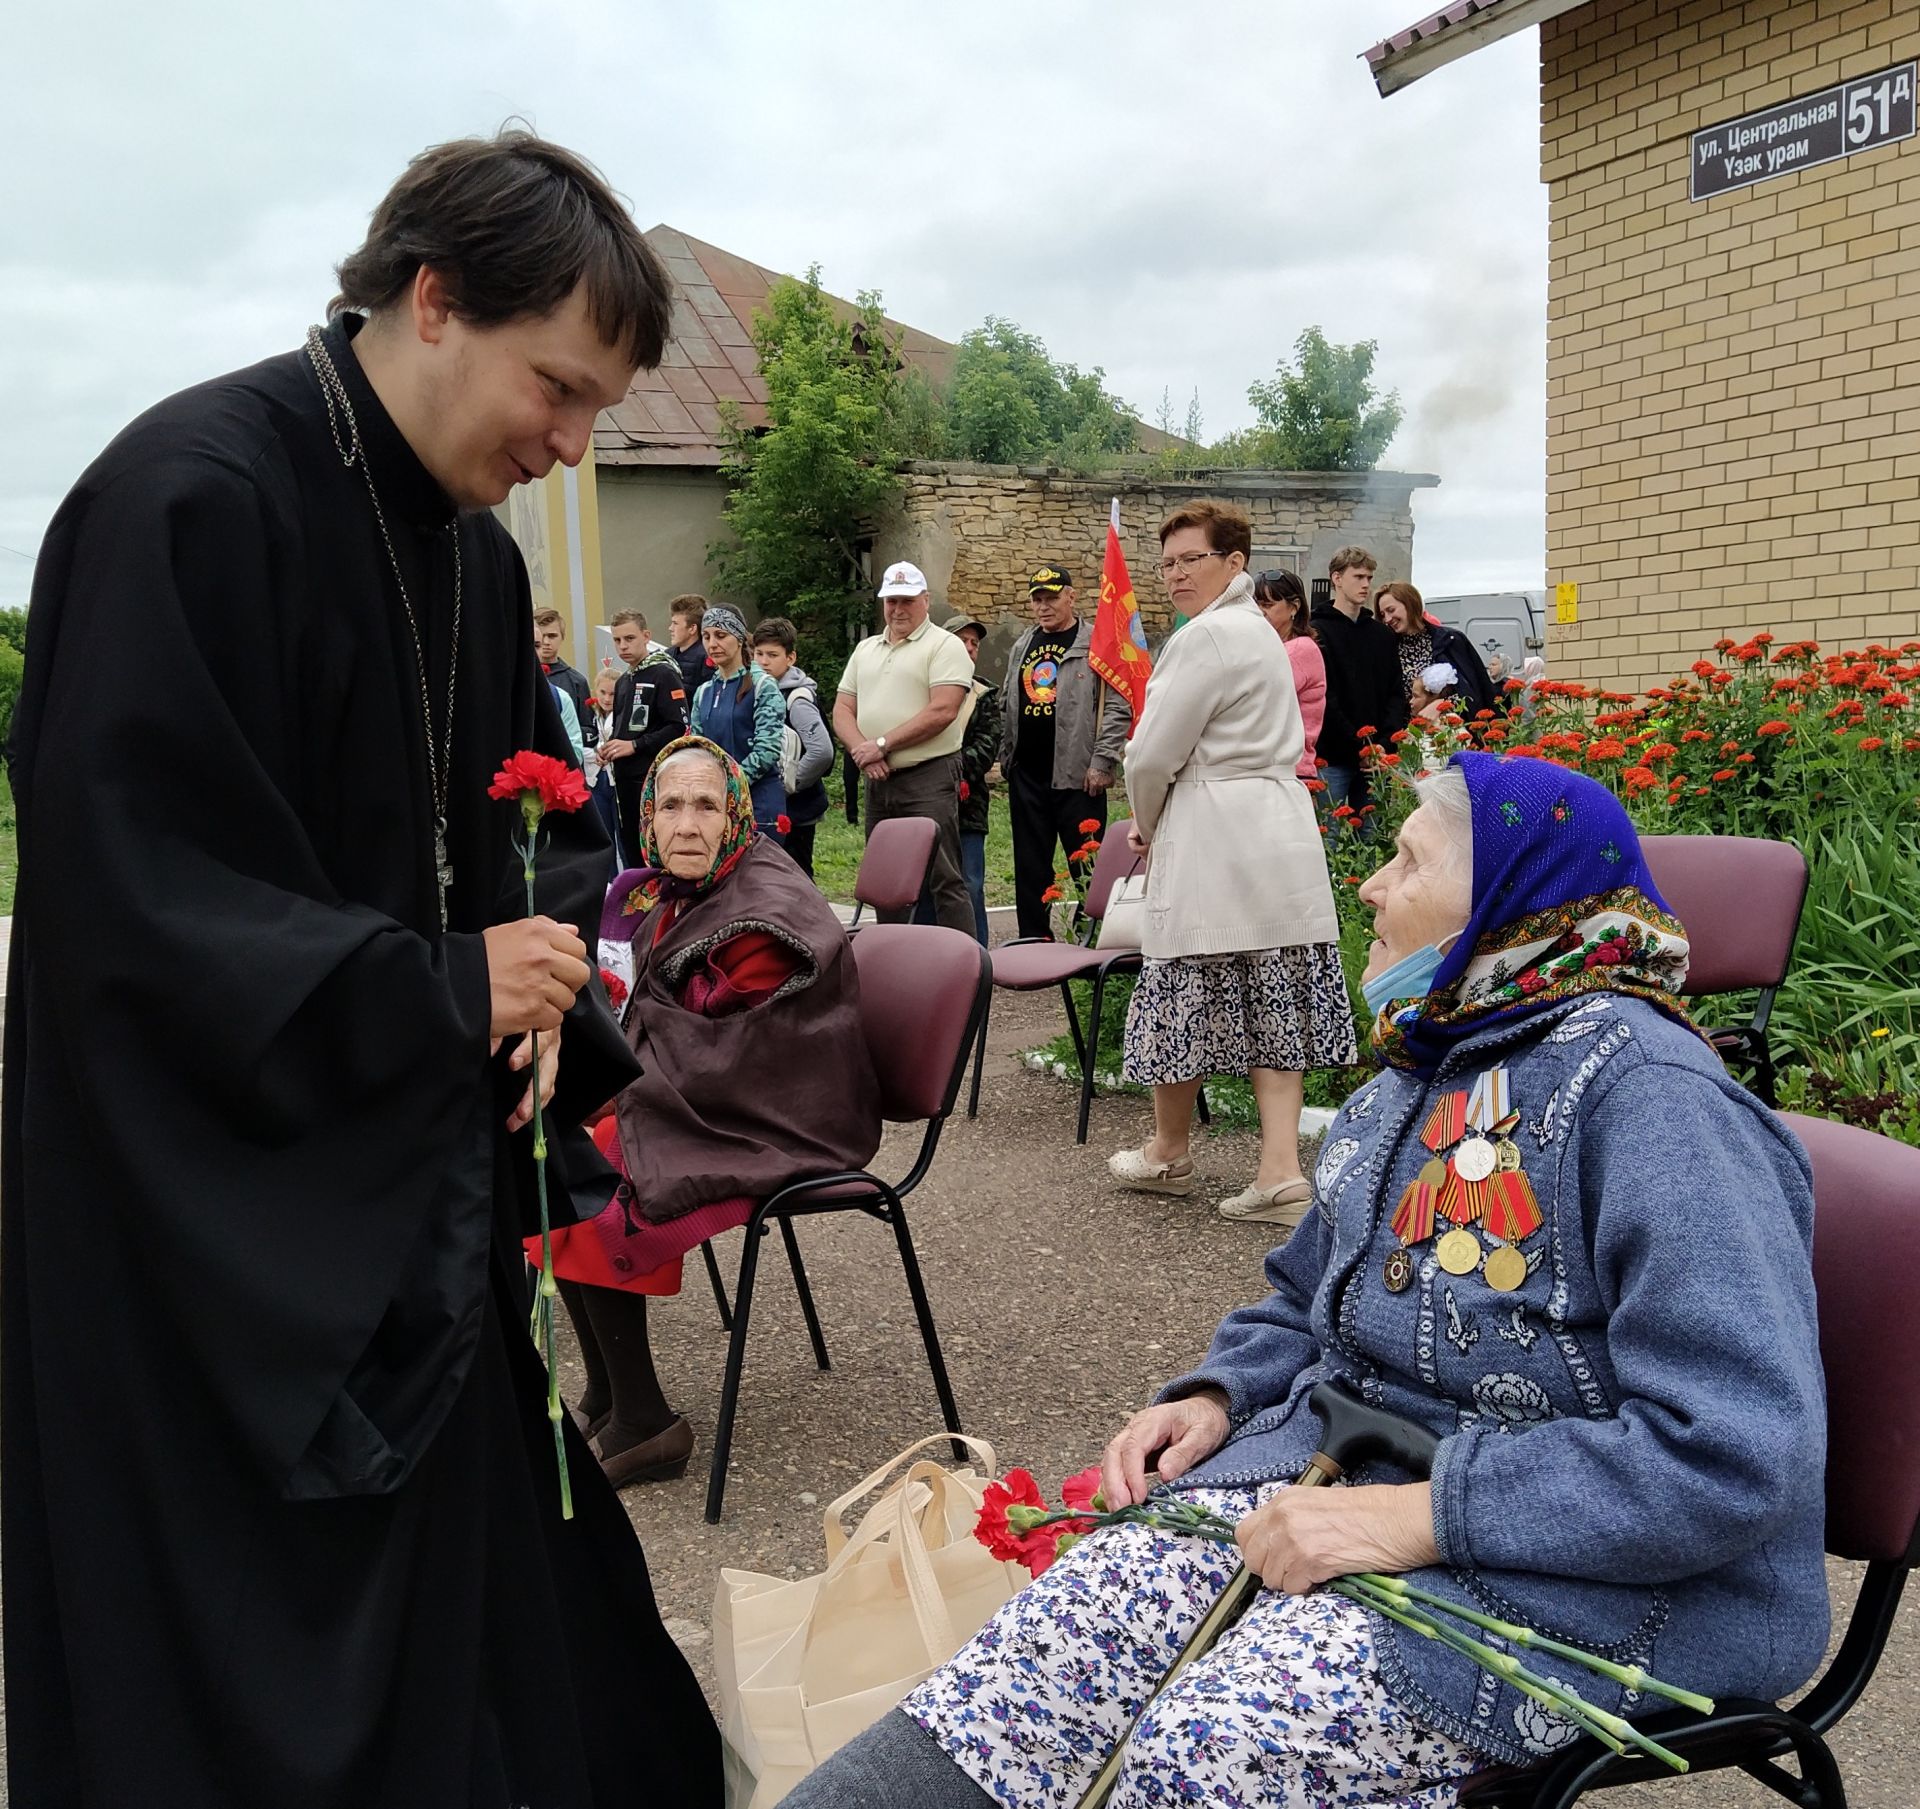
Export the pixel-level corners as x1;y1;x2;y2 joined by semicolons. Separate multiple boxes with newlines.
1097;871;1149;951
713;1434;1024;1807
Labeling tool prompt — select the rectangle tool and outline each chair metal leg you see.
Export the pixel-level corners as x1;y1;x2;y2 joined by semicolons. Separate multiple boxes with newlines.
1754;1041;1777;1109
1057;980;1094;1145
778;1215;831;1371
701;1238;733;1331
1078;970;1108;1145
967;990;992;1119
886;1193;965;1462
705;1220;768;1523
1196;1086;1211;1126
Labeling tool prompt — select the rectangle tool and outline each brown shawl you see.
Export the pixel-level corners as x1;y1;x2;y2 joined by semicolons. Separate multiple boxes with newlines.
613;839;882;1222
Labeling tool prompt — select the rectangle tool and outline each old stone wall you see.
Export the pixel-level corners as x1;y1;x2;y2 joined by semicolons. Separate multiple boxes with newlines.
1541;0;1920;689
869;464;1438;652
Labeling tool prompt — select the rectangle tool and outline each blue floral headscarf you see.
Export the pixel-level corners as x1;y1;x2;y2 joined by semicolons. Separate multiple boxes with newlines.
1371;752;1696;1076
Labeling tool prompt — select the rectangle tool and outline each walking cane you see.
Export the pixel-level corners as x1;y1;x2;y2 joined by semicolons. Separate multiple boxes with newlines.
1076;1379;1440;1809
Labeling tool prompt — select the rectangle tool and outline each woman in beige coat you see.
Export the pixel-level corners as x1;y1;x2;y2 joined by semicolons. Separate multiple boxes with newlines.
1108;501;1357;1226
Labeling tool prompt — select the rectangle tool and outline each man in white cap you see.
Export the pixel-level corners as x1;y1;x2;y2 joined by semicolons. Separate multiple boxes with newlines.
832;561;976;931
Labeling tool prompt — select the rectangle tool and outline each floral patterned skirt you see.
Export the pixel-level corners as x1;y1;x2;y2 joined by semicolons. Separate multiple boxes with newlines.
903;1483;1485;1809
1123;945;1359;1086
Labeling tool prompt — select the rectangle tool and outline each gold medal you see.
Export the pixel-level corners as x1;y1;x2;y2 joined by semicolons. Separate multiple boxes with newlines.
1383;1245;1416;1293
1483;1244;1528;1292
1495;1138;1522;1174
1419;1157;1448;1191
1436;1227;1482;1275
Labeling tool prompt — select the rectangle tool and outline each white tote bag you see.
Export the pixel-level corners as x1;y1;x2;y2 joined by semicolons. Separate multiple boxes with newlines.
1097;870;1149;951
713;1434;1025;1808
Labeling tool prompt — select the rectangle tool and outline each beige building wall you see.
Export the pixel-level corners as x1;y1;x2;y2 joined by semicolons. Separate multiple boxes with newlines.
1541;0;1920;689
595;467;733;628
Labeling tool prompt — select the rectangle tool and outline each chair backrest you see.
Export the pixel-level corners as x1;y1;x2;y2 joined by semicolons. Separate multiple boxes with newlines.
853;817;938;915
1783;1112;1920;1565
1641;834;1808;996
850;925;990;1123
1081;818;1144;924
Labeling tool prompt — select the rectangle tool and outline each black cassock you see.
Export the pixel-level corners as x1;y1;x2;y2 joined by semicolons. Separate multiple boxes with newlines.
2;318;722;1808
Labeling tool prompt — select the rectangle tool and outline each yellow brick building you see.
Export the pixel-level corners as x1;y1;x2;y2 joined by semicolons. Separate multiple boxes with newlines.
1368;0;1920;690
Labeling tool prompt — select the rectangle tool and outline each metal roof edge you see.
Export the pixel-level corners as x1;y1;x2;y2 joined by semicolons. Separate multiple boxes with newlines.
1363;0;1588;97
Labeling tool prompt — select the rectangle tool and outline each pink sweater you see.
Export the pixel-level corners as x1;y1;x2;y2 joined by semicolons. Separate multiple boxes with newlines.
1286;634;1326;778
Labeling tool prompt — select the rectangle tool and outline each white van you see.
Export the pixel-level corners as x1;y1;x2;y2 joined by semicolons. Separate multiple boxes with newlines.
1422;591;1546;678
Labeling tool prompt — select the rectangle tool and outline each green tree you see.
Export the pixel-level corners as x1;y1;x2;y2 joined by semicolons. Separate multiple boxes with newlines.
708;268;909;654
1242;327;1403;471
944;317;1137;466
0;607;26;657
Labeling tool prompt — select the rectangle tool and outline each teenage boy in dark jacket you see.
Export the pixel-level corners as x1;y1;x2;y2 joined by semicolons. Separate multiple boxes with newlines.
1308;545;1406;836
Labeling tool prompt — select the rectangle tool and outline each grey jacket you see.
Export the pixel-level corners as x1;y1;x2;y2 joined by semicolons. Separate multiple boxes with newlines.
1157;993;1827;1767
998;618;1129;789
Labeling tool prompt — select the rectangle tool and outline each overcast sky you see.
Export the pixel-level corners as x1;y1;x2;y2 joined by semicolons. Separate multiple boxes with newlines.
1;0;1548;611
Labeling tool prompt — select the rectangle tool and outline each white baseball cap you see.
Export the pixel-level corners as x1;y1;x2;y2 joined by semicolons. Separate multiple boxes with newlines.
877;561;929;600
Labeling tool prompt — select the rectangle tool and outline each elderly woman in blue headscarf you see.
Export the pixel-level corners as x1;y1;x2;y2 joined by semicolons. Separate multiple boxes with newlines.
779;753;1827;1809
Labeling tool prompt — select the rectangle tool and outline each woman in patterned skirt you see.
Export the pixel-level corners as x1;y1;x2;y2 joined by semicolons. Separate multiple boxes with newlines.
1107;500;1357;1229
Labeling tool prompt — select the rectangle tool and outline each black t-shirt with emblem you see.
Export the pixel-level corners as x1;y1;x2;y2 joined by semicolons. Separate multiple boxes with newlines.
1016;626;1074;778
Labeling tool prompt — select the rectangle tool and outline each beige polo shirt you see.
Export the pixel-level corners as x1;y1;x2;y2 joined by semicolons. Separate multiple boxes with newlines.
837;617;975;768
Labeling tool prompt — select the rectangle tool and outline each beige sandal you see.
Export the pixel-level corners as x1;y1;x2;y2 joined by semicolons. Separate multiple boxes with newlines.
1216;1177;1314;1226
1108;1146;1196;1196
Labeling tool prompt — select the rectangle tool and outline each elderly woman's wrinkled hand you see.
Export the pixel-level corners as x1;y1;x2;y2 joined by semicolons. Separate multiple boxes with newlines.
1125;824;1149;857
1234;1483;1439;1595
1099;1391;1231;1510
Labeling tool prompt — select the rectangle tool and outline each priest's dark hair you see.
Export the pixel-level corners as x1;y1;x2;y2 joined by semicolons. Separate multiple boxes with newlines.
333;127;675;370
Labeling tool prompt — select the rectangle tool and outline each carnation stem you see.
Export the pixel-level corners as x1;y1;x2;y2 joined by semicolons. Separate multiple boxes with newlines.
1335;1577;1689;1773
1356;1574;1716;1715
520;829;572;1522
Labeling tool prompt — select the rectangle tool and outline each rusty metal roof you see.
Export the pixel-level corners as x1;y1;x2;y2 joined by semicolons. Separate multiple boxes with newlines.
1362;0;1587;97
594;226;959;467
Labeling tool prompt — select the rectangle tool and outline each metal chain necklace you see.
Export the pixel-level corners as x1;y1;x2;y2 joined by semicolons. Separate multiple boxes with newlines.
305;325;464;929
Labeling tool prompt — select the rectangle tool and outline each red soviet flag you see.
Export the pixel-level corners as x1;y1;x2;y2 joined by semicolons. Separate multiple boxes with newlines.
1087;498;1153;735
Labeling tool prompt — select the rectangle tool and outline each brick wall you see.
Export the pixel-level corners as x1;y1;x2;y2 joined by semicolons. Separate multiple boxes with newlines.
870;464;1437;641
1541;0;1920;689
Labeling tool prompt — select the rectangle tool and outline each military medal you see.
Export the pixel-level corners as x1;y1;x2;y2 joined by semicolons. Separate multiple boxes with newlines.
1436;1227;1482;1275
1483;1243;1528;1292
1383;1064;1543;1296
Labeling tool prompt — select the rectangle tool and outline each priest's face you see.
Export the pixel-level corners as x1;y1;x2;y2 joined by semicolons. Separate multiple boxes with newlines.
413;277;638;509
652;754;731;879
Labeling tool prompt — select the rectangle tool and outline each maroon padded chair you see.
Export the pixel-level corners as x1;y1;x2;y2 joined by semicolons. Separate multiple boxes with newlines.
846;816;938;927
965;818;1147;1144
1640;834;1808;1105
701;925;989;1521
1460;1111;1920;1807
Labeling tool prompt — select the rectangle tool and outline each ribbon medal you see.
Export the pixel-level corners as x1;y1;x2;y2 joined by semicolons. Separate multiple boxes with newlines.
1386;1064;1541;1294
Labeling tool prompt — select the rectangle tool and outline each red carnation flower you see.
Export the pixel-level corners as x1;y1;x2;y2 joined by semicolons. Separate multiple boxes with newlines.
974;1468;1061;1575
488;749;590;816
598;967;629;1010
958;781;971;801
1079;818;1102;835
775;814;793;835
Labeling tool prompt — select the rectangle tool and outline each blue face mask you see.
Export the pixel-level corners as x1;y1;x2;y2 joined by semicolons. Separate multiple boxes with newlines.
1361;943;1451;1017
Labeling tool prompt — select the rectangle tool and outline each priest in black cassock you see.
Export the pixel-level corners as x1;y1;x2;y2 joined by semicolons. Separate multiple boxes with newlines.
2;132;723;1808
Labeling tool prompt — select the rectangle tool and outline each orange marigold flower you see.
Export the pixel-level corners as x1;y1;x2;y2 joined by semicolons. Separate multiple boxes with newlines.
1585;737;1629;761
1041;885;1064;903
1712;769;1736;781
1860;737;1887;752
1644;742;1677;761
1622;766;1659;794
1758;720;1790;736
1078;818;1101;835
1712;639;1735;654
1753;632;1775;645
1681;729;1710;742
1735;753;1755;763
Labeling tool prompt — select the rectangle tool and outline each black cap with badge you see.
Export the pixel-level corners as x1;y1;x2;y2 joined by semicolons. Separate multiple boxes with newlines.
1027;564;1071;595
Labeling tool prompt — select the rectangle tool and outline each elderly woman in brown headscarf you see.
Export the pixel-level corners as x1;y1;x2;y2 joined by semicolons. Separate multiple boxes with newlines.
536;737;880;1488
